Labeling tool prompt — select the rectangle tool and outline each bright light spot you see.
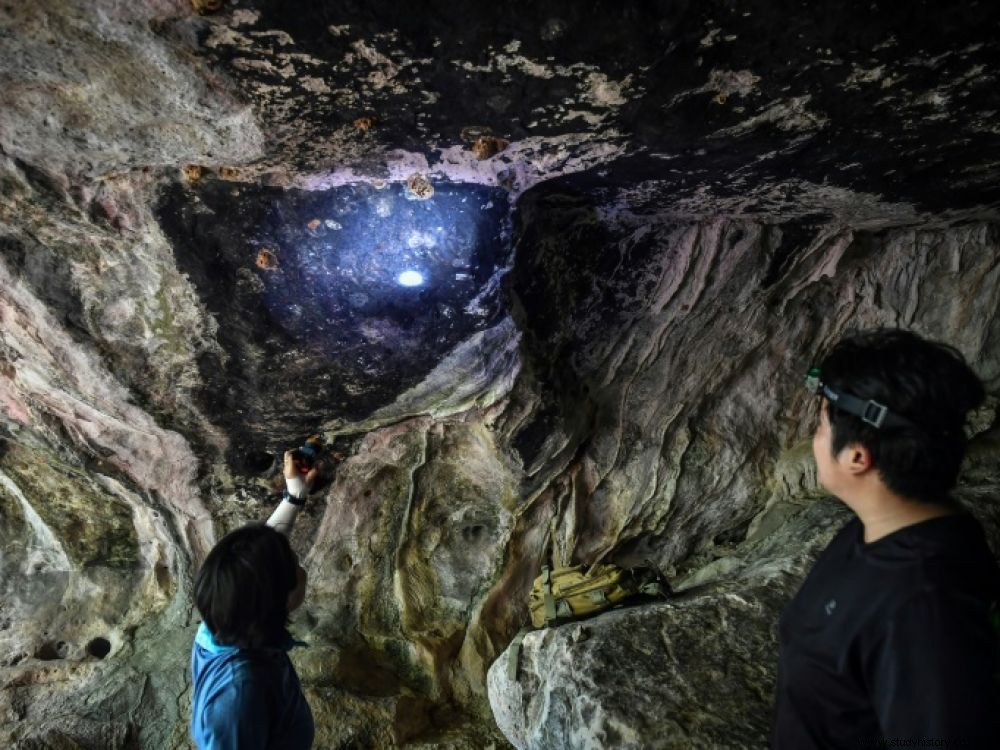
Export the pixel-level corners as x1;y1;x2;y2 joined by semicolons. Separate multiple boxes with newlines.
398;270;424;287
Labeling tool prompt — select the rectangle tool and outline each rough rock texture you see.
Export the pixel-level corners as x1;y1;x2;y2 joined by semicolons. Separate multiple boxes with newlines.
506;205;1000;571
155;178;513;446
487;500;852;749
1;1;1000;748
488;490;1000;748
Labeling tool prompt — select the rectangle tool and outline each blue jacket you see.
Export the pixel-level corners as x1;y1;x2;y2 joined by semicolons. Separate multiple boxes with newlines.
190;622;314;749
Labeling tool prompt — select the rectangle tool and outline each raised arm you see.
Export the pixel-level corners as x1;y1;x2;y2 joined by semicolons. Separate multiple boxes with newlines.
265;450;314;536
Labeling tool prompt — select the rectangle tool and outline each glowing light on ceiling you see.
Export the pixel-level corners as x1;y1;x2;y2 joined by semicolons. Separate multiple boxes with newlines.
397;270;424;287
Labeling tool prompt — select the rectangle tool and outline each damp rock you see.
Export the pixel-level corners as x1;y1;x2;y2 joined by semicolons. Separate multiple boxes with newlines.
405;173;434;200
472;135;510;160
191;0;224;13
255;248;279;271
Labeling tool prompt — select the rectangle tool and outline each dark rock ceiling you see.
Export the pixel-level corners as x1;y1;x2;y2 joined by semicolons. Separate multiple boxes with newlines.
2;1;1000;747
157;180;511;444
141;0;1000;449
164;0;1000;216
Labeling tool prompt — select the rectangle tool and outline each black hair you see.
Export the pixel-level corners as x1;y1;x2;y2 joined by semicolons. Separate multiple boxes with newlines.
194;524;298;649
818;328;985;504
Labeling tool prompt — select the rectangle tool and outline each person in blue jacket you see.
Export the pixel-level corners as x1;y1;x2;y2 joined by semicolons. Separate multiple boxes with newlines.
190;448;319;749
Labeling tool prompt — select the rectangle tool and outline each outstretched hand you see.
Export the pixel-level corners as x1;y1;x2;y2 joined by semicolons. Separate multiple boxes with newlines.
283;450;318;496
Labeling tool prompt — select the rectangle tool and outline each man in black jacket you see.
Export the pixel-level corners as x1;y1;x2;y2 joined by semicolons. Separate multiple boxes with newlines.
773;329;1000;749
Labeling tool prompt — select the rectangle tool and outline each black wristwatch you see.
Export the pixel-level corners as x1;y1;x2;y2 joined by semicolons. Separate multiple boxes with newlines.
283;491;306;507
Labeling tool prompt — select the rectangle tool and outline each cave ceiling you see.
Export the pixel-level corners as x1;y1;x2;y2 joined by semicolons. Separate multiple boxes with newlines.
156;179;511;447
2;3;1000;746
177;0;1000;452
168;0;1000;216
5;0;997;451
0;0;998;495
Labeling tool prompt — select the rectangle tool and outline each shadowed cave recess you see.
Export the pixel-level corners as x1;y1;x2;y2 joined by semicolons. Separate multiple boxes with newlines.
2;1;1000;748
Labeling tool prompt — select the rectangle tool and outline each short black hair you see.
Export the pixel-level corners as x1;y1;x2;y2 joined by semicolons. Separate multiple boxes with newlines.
194;524;298;649
818;328;985;504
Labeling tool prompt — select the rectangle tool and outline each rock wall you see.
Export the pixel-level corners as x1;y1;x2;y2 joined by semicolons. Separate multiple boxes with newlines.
8;156;1000;747
487;501;852;750
2;1;1000;749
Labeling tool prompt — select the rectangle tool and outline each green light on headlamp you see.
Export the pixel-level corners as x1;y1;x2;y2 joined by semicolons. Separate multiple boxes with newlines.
805;367;822;394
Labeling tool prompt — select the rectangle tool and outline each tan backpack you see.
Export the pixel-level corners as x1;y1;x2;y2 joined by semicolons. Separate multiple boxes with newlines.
507;553;671;680
528;563;660;629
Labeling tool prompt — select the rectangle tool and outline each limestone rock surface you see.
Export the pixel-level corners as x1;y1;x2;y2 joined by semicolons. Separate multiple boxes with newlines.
490;486;1000;749
488;501;848;749
1;1;1000;748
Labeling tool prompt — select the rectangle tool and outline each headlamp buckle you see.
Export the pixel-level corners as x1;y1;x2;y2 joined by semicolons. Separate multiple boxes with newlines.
862;400;888;428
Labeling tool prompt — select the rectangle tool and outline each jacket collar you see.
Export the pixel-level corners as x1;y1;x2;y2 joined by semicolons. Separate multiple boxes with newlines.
195;622;239;655
195;621;307;653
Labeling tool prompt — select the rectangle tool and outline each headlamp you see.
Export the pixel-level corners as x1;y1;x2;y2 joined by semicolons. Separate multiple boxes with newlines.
805;367;918;430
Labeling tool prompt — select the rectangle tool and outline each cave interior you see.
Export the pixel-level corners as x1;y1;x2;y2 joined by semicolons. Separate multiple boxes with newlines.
1;1;1000;748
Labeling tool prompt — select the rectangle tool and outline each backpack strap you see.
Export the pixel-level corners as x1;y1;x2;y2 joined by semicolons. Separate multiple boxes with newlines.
541;565;559;625
506;627;531;681
508;514;567;682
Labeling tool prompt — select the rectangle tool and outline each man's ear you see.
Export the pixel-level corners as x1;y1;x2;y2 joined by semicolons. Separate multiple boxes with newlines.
843;442;874;474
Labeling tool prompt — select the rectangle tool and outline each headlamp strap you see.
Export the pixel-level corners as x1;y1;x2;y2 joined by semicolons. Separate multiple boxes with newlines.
821;385;918;429
806;366;919;430
824;387;884;427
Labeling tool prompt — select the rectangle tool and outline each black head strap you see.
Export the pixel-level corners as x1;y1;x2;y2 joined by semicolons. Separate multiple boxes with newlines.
806;368;919;430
